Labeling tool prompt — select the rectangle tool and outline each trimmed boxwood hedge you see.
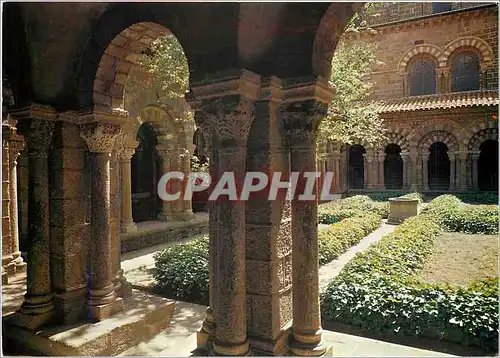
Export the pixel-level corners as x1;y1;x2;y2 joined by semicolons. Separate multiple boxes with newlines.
321;195;499;352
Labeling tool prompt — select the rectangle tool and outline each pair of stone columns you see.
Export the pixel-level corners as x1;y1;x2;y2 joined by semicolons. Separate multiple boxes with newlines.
190;74;330;356
2;123;26;284
118;139;194;234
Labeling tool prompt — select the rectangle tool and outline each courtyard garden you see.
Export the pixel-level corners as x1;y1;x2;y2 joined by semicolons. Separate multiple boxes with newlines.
148;192;498;354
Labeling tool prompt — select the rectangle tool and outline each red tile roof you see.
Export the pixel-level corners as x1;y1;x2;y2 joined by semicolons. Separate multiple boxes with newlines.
375;90;499;113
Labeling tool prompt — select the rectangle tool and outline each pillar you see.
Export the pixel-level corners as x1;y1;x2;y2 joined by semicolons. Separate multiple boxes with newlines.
449;151;456;191
471;151;480;191
283;99;329;356
118;147;138;233
377;152;385;190
422;152;429;191
80;123;123;321
10;117;55;330
2;123;26;281
365;152;375;189
457;151;469;191
409;149;418;191
209;97;253;356
401;152;409;190
362;153;368;189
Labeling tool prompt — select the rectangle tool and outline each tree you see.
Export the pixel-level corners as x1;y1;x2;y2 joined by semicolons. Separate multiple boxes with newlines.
137;34;190;99
318;3;387;147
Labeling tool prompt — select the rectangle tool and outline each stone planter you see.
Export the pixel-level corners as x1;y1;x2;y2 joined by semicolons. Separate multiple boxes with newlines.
387;197;419;224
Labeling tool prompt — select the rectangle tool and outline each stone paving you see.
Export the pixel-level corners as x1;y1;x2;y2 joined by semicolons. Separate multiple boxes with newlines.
319;219;397;291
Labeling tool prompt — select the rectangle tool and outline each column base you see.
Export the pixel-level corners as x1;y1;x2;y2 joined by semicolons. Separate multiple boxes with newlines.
88;297;124;322
120;221;138;234
213;340;250;356
53;286;88;324
290;330;328;357
114;271;133;298
2;251;27;276
7;306;55;331
248;328;291;356
197;308;215;352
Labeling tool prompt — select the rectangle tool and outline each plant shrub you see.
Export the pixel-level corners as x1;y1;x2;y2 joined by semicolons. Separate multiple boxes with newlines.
423;194;498;234
319;212;381;265
151;236;209;305
321;195;499;352
400;192;424;203
319;195;389;223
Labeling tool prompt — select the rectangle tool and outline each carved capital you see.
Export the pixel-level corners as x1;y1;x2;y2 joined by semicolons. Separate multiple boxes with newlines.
80;123;122;153
16;119;54;155
457;151;469;161
281;100;328;145
200;95;254;148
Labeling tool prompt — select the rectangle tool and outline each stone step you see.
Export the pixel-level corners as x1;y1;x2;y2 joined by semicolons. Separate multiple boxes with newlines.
3;289;175;356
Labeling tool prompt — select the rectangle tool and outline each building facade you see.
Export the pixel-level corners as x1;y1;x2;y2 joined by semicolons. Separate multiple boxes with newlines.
320;3;499;194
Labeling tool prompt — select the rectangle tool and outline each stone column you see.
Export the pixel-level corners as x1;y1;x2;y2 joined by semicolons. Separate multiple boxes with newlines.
422;152;430;192
118;146;138;233
283;100;328;356
365;152;375;189
409;149;418;191
457;151;469;191
362;153;369;189
401;152;409;190
80;123;123;321
436;67;450;93
2;123;26;281
8;134;26;275
333;152;341;193
198;96;255;356
471;151;480;191
377;152;385;190
13;118;55;329
189;110;217;351
449;151;456;191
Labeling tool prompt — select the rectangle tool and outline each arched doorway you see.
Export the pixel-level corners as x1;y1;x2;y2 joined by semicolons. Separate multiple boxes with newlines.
384;144;403;189
428;142;450;190
478;140;498;191
348;145;365;189
131;122;163;222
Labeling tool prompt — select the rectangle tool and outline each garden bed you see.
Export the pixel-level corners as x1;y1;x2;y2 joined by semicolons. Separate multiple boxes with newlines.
150;196;385;305
321;194;499;354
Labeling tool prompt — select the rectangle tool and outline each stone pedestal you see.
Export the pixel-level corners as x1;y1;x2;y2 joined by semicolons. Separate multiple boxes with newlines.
387;198;419;225
80;123;123;321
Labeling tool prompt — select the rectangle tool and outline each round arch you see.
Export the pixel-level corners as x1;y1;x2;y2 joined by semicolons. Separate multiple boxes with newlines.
443;36;494;67
417;130;460;154
398;44;446;74
409;119;469;151
468;128;499;151
312;3;363;79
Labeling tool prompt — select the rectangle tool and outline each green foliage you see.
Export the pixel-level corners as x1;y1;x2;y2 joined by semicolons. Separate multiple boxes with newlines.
137;35;189;99
151;236;209;305
320;40;386;146
319;195;389;224
319;212;381;265
454;192;499;205
399;192;424;203
321;195;500;351
423;195;498;234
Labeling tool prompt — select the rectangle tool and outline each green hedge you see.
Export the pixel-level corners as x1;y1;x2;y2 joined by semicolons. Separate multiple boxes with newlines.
318;195;389;224
319;212;381;265
152;200;384;303
423;194;498;234
321;195;499;352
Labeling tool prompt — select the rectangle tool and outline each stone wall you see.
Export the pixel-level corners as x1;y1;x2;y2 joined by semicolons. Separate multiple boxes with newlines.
345;5;498;100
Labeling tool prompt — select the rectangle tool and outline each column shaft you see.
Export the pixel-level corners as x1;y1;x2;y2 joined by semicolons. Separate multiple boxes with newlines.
213;146;248;355
472;153;480;191
19;120;55;319
449;153;456;191
422;156;429;191
119;151;137;233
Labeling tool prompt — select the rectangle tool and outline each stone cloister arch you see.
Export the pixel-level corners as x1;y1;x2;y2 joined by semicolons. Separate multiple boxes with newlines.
4;3;360;356
468;128;499;191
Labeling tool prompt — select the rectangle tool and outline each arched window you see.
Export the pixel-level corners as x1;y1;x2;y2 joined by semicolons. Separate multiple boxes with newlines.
451;51;480;92
408;58;437;96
